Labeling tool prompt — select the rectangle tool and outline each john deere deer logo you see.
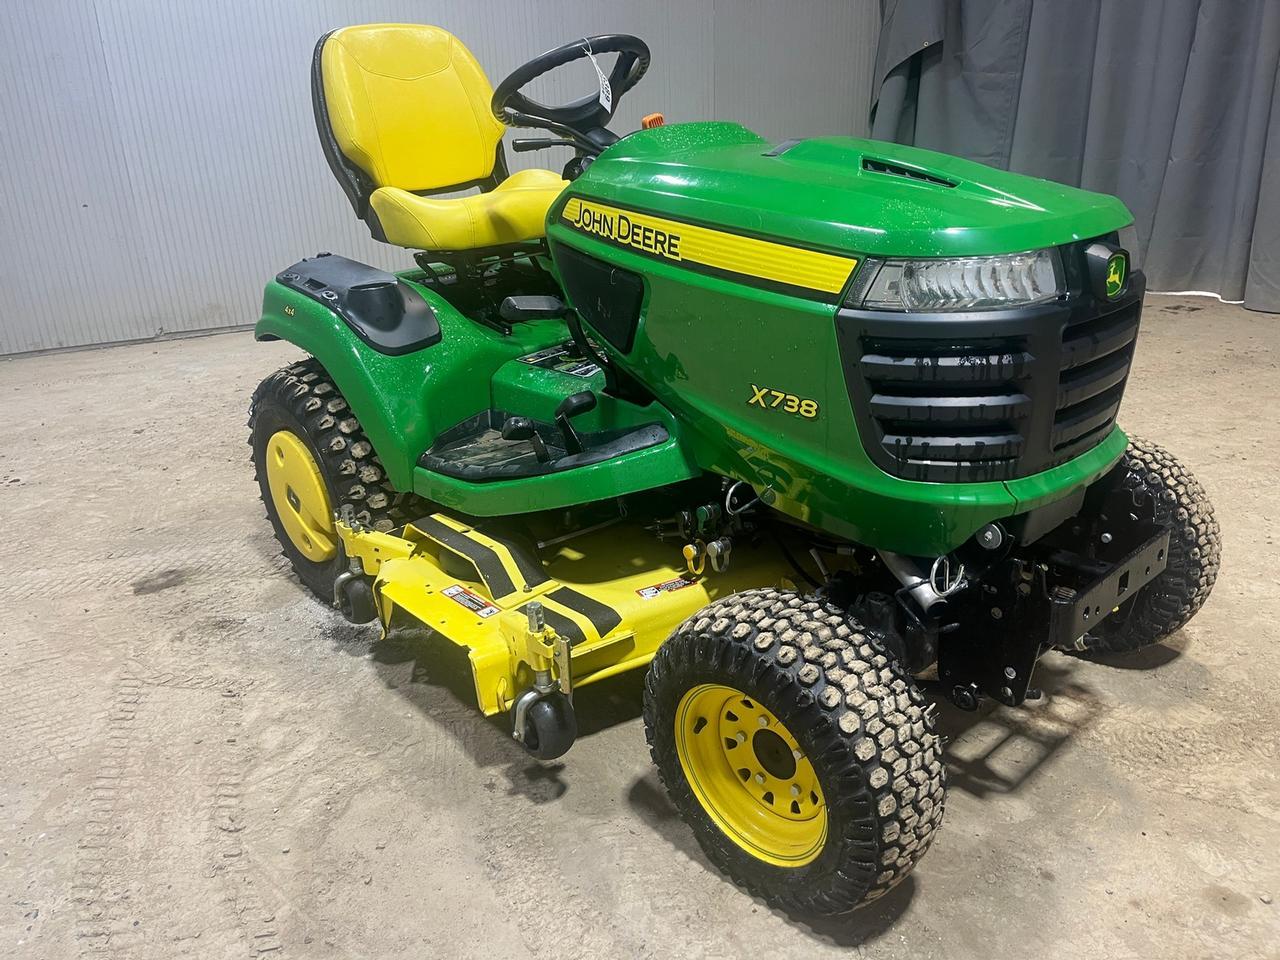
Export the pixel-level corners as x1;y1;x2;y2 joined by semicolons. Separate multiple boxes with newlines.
1105;253;1127;299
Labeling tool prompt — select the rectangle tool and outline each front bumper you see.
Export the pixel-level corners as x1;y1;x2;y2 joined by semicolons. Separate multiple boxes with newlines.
1047;521;1171;650
938;518;1170;707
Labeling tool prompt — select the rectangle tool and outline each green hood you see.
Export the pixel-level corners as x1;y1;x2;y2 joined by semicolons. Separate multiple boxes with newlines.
573;122;1131;258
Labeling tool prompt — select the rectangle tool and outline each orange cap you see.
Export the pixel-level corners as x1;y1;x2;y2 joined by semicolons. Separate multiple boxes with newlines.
641;113;665;129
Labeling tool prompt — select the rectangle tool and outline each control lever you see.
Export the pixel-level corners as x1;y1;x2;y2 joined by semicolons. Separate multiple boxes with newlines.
501;416;551;463
512;138;577;153
553;391;597;455
500;295;569;324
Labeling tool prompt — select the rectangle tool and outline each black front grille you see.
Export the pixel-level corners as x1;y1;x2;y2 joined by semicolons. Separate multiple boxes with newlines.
1052;303;1140;457
836;270;1143;483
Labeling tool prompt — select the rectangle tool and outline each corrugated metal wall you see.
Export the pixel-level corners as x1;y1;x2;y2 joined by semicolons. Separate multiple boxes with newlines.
0;0;880;356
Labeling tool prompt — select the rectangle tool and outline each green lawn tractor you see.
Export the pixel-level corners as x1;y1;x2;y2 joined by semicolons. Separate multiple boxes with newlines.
248;24;1221;914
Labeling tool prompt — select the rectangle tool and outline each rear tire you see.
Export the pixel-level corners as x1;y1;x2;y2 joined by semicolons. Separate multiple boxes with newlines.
249;357;421;601
644;588;945;915
1068;435;1220;656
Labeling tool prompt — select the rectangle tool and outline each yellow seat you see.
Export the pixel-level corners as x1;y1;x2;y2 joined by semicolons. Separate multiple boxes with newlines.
314;24;567;252
370;168;568;250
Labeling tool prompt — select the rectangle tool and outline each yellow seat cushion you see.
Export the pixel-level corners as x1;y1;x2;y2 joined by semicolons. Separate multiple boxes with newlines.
369;168;567;251
319;24;566;252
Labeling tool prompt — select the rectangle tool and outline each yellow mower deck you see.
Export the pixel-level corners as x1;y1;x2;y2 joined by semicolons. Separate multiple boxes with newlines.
337;513;793;716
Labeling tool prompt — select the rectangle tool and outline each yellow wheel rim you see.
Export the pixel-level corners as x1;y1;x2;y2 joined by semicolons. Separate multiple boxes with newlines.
264;430;337;563
676;683;827;867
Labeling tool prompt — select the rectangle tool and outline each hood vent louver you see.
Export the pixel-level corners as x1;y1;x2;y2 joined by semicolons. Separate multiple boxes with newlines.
862;157;956;188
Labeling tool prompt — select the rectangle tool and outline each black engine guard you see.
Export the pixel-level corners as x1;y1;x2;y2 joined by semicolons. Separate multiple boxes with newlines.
939;521;1170;707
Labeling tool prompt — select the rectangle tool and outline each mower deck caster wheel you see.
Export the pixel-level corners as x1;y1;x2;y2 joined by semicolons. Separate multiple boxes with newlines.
335;574;378;624
513;691;577;761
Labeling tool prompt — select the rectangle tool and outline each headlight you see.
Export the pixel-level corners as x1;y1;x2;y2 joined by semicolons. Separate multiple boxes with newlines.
853;248;1064;312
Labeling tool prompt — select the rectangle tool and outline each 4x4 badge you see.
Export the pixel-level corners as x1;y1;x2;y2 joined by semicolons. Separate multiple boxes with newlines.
1105;252;1127;299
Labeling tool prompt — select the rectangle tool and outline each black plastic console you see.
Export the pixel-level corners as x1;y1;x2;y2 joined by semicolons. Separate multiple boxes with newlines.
277;253;441;355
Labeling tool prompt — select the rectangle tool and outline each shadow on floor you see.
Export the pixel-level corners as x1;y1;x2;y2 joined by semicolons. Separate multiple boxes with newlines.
626;766;915;946
618;654;1111;945
329;614;1190;944
349;621;654;803
921;656;1104;800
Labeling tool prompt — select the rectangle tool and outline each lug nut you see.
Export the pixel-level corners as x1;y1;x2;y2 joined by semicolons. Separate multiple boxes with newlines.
735;732;746;744
754;773;765;784
758;716;768;728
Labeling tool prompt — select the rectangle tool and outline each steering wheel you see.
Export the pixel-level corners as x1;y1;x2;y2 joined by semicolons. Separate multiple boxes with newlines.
491;35;650;153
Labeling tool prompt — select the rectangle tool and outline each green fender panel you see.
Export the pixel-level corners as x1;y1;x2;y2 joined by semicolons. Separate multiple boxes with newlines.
255;275;699;509
256;277;556;489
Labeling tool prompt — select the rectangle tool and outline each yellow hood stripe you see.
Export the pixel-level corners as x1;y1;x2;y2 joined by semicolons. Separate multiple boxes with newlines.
561;197;857;297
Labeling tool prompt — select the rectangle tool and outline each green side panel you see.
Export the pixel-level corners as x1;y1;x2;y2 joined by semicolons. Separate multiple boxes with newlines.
255;276;567;490
544;228;1011;554
571;122;1132;258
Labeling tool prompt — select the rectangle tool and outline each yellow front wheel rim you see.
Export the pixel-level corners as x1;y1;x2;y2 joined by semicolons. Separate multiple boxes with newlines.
676;683;827;867
264;430;337;563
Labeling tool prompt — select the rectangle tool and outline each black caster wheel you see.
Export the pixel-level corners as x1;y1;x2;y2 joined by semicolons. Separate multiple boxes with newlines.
515;692;577;761
336;576;378;624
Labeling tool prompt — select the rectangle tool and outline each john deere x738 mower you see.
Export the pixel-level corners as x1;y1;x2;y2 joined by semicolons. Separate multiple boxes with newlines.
249;24;1220;913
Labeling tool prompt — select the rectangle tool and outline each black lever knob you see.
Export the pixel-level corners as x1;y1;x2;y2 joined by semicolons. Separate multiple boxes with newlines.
501;416;535;441
501;416;550;463
554;391;597;455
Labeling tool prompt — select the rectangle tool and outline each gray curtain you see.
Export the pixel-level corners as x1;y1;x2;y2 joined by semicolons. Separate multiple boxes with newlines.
871;0;1280;313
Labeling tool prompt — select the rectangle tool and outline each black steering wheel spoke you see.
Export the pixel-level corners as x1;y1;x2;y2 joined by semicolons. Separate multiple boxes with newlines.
491;35;650;155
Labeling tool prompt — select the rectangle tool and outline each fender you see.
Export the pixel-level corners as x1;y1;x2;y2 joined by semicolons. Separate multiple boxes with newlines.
255;271;542;489
257;263;700;512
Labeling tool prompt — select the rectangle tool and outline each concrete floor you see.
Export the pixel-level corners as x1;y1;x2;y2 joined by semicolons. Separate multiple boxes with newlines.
1;294;1277;960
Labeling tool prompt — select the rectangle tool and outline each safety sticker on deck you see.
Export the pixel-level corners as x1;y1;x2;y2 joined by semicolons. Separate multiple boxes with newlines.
442;584;501;618
636;577;697;599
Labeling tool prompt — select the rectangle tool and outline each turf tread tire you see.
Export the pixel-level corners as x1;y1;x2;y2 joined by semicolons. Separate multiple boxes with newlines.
249;357;422;600
1071;435;1220;656
643;588;945;915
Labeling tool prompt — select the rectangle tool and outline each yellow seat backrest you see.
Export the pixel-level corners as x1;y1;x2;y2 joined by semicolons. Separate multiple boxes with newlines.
320;23;506;193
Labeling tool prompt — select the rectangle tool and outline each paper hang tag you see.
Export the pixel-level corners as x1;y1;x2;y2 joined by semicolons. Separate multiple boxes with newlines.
582;40;612;113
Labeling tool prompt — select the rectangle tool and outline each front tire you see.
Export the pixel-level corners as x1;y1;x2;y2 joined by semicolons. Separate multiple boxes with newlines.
643;588;945;915
1070;436;1221;656
249;358;419;601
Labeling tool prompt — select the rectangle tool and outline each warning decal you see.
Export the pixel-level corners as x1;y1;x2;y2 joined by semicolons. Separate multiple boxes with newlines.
517;340;602;379
442;584;501;618
636;577;698;599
